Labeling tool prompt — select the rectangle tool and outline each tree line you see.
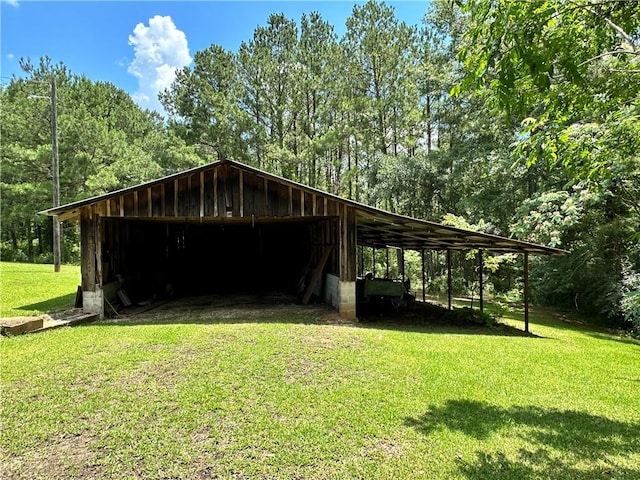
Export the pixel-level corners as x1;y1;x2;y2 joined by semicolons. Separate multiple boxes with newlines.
1;0;638;331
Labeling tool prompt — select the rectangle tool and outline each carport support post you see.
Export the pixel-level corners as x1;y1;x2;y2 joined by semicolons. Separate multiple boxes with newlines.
338;205;357;319
80;207;104;318
372;248;376;277
478;249;484;313
524;252;530;333
421;249;426;302
447;249;452;310
385;248;390;278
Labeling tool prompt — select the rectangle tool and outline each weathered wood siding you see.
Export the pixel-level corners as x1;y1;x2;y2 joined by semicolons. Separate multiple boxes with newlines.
86;164;344;222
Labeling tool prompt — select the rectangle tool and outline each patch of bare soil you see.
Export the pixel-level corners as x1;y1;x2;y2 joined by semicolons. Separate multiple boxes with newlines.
105;293;339;326
2;433;103;480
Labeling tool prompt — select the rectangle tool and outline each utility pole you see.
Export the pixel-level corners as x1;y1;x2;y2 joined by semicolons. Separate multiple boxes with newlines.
28;75;61;272
50;76;61;272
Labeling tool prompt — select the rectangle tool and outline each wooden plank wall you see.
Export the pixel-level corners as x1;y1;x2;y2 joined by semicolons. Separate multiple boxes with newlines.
90;164;344;222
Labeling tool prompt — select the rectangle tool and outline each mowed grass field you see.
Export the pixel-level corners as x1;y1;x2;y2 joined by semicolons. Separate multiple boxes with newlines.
1;265;639;479
0;262;80;317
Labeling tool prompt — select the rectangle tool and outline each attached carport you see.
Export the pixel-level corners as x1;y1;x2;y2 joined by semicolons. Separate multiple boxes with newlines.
355;209;567;332
42;159;565;331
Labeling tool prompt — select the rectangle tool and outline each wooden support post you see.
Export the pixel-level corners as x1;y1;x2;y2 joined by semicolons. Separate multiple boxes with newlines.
524;252;530;333
95;210;102;288
106;199;111;217
386;248;390;278
81;208;95;291
421;249;426;302
447;249;452;310
340;205;356;281
288;186;293;216
398;248;405;282
133;191;139;217
300;191;305;216
312;194;317;216
147;187;152;217
338;205;357;318
359;245;364;277
478;249;484;313
324;197;328;216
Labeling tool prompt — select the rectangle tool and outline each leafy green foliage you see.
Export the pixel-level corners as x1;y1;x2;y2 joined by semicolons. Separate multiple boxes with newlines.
1;57;203;263
457;0;640;328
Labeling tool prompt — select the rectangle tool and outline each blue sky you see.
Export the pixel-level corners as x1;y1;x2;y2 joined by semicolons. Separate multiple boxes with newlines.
1;1;429;113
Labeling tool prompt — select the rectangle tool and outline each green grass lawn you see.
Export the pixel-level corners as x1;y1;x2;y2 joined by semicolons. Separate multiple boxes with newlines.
1;291;639;479
0;262;80;317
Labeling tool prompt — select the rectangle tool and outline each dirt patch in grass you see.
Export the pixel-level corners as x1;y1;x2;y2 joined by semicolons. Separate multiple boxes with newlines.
2;433;103;480
105;293;335;327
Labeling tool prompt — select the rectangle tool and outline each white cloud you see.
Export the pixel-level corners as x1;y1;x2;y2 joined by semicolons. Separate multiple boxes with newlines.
7;53;15;59
1;0;20;7
128;15;191;115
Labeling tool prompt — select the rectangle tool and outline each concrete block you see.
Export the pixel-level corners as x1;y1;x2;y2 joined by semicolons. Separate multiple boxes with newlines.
83;289;104;318
338;281;357;320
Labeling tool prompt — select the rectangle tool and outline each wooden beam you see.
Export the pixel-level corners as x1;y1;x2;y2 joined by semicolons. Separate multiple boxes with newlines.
187;175;192;215
174;179;178;217
214;169;219;216
302;245;333;305
524;252;530;333
239;170;244;217
324;197;328;216
106;200;111;217
147;187;152;217
312;194;317;216
160;183;166;217
133;191;139;217
119;196;124;217
288;186;293;216
300;190;305;217
264;177;269;215
478;249;484;313
200;172;205;218
447;249;452;310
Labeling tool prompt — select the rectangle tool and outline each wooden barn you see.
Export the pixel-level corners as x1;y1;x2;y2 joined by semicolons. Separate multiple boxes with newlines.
42;159;564;328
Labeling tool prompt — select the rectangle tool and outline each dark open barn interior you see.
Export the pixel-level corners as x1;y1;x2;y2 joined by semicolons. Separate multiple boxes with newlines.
102;218;335;303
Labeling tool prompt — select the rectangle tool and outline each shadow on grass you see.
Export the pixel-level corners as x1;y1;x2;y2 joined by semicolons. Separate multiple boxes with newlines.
583;331;640;347
15;293;76;314
405;399;640;479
